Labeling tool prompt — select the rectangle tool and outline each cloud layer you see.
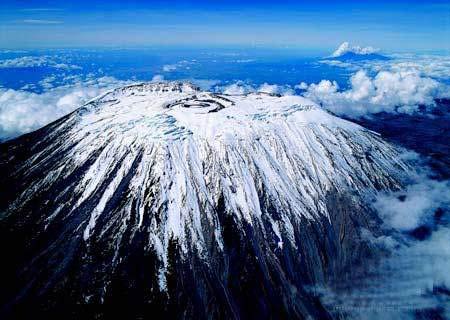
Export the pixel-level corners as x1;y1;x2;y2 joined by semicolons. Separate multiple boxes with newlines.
321;53;450;80
0;76;129;140
375;177;450;231
0;55;81;70
331;41;379;57
219;81;293;96
162;60;197;73
302;70;448;117
321;150;450;318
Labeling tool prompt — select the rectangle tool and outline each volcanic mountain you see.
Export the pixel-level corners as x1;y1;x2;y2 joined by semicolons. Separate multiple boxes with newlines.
0;82;409;319
326;42;390;61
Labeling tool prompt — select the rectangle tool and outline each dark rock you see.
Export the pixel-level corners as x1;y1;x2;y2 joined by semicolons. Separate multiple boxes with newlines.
408;225;432;241
434;208;444;223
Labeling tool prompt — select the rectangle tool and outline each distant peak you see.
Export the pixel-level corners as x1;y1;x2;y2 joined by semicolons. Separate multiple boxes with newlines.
331;42;379;57
325;42;389;61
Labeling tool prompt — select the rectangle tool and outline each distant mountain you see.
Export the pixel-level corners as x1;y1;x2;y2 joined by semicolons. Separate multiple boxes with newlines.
0;82;409;319
328;51;390;61
326;42;390;61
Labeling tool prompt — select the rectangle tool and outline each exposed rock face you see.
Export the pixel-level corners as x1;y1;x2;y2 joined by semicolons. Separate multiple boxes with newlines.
0;82;409;319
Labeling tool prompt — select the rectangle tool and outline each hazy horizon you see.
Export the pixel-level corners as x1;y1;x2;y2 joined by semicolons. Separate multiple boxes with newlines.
1;0;449;52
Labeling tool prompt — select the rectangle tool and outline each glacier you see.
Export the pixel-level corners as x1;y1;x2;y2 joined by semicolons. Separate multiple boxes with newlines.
0;82;412;319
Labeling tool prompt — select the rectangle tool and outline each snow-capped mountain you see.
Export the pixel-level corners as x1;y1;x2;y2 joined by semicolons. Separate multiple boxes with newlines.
0;82;409;319
327;42;389;61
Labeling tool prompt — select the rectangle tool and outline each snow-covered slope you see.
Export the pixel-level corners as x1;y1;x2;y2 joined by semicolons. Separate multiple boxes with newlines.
0;82;409;319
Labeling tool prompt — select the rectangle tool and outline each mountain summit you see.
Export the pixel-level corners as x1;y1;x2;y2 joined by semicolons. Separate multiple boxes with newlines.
0;82;408;319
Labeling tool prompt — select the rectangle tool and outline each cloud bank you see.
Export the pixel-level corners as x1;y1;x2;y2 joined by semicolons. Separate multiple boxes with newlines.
162;60;197;73
0;55;81;70
219;81;293;96
302;70;448;117
375;178;450;231
331;42;379;57
321;53;450;81
0;76;130;140
321;151;450;318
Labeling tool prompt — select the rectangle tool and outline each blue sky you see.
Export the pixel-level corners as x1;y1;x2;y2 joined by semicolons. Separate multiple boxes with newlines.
0;0;449;52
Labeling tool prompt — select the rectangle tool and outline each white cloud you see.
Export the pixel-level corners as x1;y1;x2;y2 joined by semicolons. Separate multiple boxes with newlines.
190;79;221;91
385;55;450;80
324;225;450;318
0;76;131;140
0;55;81;70
162;64;177;72
374;178;450;231
151;74;165;82
295;82;308;90
219;81;294;96
258;83;280;94
222;81;255;95
321;53;450;80
38;75;57;89
162;60;197;73
323;153;450;317
318;59;357;69
302;70;448;117
331;41;379;57
257;83;293;95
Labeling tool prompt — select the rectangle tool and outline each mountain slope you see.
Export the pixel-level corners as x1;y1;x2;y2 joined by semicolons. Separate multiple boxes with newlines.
0;82;409;319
